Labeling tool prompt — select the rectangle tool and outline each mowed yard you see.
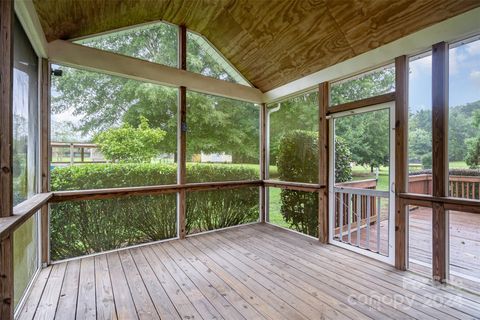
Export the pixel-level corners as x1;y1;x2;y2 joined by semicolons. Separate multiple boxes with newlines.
268;161;470;228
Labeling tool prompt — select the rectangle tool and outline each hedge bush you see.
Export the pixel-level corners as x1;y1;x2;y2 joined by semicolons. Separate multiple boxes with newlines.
276;130;352;237
50;163;258;260
409;168;480;176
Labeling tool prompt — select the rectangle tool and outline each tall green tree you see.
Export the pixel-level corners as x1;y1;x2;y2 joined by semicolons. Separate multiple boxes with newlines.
465;109;480;168
330;68;394;171
52;23;258;160
330;68;395;105
335;109;390;172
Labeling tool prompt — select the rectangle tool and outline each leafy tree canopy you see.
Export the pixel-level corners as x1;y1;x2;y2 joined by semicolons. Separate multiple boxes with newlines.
335;109;390;172
52;23;258;160
408;100;480;165
330;68;394;171
465;108;480;168
330;67;395;106
93;117;166;163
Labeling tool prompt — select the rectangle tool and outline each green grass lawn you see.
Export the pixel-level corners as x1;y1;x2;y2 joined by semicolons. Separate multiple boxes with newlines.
348;161;469;192
351;164;390;191
449;161;469;169
267;187;290;228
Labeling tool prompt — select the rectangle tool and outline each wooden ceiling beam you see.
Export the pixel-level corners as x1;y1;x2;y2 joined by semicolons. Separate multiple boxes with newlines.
48;40;265;104
14;0;48;58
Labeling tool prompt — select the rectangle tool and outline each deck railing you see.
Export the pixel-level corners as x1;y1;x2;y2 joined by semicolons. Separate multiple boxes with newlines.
333;179;389;254
408;173;480;199
334;179;378;229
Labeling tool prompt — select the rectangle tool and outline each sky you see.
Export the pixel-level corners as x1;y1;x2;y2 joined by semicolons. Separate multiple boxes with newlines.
409;38;480;112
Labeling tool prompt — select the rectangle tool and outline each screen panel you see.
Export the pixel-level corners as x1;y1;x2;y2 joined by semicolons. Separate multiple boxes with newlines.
448;38;480;200
268;92;318;183
50;194;177;261
76;22;178;68
330;65;395;107
186;91;259;183
268;187;318;237
186;187;259;235
50;65;178;190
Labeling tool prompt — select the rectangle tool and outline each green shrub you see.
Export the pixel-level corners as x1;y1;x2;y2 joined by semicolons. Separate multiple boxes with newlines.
51;163;177;190
187;188;259;234
276;130;352;237
277;130;318;183
421;153;432;169
335;137;353;183
186;163;258;183
50;194;177;260
93;116;166;163
465;137;480;169
410;168;480;177
50;163;258;260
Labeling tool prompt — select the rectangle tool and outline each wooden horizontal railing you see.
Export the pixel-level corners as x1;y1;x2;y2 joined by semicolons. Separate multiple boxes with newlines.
3;177;479;241
51;180;263;202
0;193;52;239
408;173;480;200
449;175;480;200
333;179;384;252
1;179;327;240
399;193;480;214
263;180;323;192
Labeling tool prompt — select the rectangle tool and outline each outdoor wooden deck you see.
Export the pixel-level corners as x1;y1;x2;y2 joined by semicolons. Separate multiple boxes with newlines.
345;208;480;292
18;223;480;320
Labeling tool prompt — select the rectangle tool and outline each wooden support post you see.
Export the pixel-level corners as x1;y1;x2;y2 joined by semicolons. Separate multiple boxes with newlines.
394;56;408;270
0;236;13;319
0;1;14;318
40;58;50;265
178;25;187;239
0;0;13;219
260;103;267;222
318;82;329;243
431;42;449;282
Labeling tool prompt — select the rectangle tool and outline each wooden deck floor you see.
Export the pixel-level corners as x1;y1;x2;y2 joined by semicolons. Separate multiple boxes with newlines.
344;208;480;291
18;223;480;320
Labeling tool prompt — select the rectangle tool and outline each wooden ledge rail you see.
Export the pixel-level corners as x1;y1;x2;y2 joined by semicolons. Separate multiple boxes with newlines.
51;180;263;203
0;193;52;240
327;92;396;115
263;180;324;192
399;193;480;214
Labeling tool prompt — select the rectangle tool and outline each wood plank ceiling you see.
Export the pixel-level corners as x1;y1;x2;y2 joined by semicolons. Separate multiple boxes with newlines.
33;0;480;92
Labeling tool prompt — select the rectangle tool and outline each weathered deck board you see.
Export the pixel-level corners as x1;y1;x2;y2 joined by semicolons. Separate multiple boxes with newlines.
94;255;116;320
33;263;66;320
77;257;96;320
55;260;80;320
18;224;480;320
17;267;52;320
344;208;480;290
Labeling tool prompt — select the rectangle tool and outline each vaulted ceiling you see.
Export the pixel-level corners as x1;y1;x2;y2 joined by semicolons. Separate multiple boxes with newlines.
33;0;480;92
